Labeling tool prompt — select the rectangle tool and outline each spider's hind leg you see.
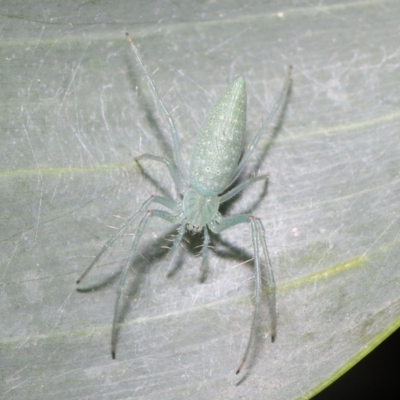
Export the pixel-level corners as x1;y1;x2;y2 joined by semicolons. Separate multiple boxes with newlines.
208;214;276;375
110;207;181;359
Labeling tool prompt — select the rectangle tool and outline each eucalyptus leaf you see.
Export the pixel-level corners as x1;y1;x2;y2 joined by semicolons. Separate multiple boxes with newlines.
1;1;399;399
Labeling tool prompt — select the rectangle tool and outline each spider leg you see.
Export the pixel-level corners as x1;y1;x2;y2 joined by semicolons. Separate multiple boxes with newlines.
208;214;275;375
219;174;268;204
76;195;179;284
136;153;184;193
126;33;186;180
231;65;292;183
111;208;180;359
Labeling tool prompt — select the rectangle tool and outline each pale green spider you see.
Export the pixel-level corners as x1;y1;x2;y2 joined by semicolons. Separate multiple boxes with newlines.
77;33;292;374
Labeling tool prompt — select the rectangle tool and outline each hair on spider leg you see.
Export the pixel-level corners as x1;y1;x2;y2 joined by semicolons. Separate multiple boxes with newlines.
76;32;291;375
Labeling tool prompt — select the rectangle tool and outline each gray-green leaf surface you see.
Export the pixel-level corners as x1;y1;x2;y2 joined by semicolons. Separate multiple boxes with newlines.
1;1;399;399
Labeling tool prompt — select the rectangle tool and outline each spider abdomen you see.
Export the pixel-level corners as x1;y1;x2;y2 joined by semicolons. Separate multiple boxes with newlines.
190;76;246;196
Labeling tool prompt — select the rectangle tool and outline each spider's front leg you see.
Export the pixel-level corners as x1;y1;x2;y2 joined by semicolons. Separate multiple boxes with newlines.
135;153;184;193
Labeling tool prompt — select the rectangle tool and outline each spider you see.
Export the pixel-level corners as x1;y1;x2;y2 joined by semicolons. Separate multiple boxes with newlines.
77;32;292;374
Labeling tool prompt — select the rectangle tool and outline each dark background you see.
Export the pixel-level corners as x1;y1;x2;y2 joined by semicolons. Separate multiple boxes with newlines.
315;328;399;399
